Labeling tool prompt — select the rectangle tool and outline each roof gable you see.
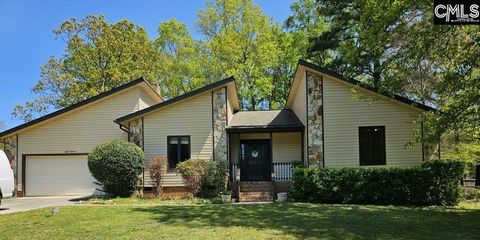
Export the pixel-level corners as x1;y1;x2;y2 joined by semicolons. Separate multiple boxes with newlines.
115;76;239;125
286;60;436;112
0;78;161;138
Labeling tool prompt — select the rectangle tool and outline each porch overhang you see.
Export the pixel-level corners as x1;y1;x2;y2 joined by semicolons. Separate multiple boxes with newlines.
226;125;304;133
227;109;305;133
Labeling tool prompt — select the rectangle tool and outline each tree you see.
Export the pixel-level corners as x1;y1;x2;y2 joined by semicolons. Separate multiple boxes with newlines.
284;0;330;65
155;20;209;98
269;26;304;108
288;0;479;152
305;0;425;88
13;15;160;122
197;0;282;110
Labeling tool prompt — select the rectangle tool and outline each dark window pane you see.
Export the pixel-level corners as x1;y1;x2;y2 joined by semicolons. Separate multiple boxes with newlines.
359;126;386;166
167;136;190;169
180;142;190;162
168;140;179;168
372;127;385;165
359;127;371;165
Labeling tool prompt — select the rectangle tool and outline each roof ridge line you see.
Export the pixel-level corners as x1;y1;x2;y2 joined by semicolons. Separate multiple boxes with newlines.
115;76;236;124
0;77;147;138
297;59;436;112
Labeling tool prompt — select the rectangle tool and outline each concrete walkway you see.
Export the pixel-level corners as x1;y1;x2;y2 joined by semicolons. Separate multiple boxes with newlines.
0;196;84;215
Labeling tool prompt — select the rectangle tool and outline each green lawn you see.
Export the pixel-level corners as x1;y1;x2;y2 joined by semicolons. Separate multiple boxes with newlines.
1;200;479;239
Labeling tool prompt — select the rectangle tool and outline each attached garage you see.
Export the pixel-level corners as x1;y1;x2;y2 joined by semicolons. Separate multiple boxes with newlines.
0;79;163;197
25;155;97;196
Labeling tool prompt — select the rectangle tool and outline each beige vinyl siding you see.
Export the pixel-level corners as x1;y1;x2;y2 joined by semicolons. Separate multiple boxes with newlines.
323;76;423;167
272;132;302;163
230;132;300;164
289;70;307;163
142;92;213;167
291;70;307;126
138;89;159;109
227;96;234;125
17;86;146;189
230;134;239;164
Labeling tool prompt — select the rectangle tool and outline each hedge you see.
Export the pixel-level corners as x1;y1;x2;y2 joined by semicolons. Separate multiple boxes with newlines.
88;140;144;197
291;160;465;206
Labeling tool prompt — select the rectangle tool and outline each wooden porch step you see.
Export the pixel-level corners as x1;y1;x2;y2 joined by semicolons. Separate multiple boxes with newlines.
239;182;273;202
240;182;273;191
239;191;273;202
240;185;273;191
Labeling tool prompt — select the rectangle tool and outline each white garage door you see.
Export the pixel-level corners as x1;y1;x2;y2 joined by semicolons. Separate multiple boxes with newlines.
26;155;97;196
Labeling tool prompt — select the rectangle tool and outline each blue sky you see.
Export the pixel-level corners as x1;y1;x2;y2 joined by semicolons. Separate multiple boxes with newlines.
0;0;295;129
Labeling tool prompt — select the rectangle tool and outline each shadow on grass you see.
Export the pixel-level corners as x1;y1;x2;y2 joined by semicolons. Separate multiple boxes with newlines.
133;203;480;239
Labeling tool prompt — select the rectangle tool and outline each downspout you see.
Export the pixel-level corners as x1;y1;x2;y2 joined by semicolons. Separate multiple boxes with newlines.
114;120;130;135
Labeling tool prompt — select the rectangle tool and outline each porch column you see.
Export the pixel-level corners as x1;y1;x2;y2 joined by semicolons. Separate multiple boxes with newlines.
301;130;305;165
270;132;274;181
236;132;241;181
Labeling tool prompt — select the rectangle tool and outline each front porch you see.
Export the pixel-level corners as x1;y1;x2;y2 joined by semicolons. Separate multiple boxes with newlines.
226;109;305;201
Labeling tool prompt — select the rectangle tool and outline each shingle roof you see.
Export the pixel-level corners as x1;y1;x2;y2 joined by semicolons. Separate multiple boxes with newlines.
0;78;159;138
226;109;304;132
115;76;237;124
293;59;436;112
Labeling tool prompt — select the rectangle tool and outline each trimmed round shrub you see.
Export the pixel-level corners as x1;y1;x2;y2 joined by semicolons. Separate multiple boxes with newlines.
88;140;144;197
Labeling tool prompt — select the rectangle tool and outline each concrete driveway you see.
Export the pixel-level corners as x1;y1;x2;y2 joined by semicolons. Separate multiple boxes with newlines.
0;196;85;215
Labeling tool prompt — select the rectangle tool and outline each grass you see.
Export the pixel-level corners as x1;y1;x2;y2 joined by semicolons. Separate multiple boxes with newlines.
1;199;479;239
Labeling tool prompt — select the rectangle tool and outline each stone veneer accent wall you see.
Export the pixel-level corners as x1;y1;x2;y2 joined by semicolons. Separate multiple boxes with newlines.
4;135;17;188
129;118;143;149
212;88;228;161
307;71;324;167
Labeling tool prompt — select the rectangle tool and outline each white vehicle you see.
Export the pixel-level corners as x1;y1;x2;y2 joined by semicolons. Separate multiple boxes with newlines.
0;150;14;205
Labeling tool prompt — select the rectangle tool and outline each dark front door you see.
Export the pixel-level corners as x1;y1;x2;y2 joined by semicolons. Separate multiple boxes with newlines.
240;140;271;181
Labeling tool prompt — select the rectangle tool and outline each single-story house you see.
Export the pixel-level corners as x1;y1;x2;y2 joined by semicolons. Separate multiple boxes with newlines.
1;60;435;201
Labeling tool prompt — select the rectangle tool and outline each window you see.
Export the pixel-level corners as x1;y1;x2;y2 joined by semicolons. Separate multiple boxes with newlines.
167;136;190;168
359;126;386;166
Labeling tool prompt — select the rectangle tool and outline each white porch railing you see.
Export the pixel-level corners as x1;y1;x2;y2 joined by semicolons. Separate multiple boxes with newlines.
231;162;293;181
273;162;293;181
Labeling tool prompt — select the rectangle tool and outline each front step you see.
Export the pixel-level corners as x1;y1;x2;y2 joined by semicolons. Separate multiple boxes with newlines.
239;182;273;202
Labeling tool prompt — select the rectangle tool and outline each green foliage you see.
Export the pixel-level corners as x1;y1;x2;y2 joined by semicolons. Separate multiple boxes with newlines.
197;0;298;110
292;160;465;206
288;0;479;145
206;160;230;195
442;140;480;167
422;160;466;206
175;159;209;196
291;160;304;169
88;140;144;197
463;187;480;202
155;20;208;98
17;1;304;121
13;15;160;122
